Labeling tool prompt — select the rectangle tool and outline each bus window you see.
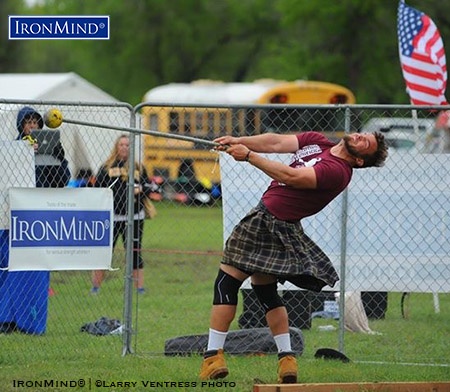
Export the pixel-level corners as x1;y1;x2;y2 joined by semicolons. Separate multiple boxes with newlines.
242;109;262;136
218;112;227;136
207;112;215;139
149;113;158;131
184;111;191;135
169;111;179;134
232;109;243;136
245;109;255;135
195;111;204;136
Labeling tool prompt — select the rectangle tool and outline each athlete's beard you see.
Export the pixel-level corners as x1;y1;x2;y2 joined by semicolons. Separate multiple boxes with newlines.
343;135;363;158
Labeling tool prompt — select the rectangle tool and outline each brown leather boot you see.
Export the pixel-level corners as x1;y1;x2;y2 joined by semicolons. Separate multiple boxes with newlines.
277;354;297;383
199;349;229;380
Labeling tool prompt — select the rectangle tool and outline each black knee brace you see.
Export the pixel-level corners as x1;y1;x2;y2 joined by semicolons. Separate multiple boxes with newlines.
212;269;242;305
251;282;284;313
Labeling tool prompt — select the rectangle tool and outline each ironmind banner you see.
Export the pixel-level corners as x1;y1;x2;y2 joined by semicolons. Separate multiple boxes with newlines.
8;187;113;271
0;140;113;271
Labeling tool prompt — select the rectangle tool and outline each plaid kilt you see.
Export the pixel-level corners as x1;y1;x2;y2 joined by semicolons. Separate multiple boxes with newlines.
222;202;339;292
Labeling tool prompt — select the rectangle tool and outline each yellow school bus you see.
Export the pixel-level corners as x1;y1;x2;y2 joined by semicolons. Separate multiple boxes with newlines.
139;79;355;183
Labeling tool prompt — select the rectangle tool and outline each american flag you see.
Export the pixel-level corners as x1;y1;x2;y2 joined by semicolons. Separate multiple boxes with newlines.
397;1;448;105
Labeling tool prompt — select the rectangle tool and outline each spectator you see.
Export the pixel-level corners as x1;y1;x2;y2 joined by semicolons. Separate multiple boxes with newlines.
17;106;71;188
0;106;71;334
91;134;151;294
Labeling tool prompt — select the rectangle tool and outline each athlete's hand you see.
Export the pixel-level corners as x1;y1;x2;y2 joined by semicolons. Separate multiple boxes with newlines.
213;135;237;150
226;144;252;162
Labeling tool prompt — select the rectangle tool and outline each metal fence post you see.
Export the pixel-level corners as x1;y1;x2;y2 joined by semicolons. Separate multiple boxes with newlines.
122;112;137;356
337;106;352;354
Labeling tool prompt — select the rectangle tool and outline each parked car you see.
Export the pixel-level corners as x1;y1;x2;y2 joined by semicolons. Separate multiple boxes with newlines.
360;117;448;153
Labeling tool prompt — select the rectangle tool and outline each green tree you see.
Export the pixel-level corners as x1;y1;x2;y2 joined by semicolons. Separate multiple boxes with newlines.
0;0;28;72
275;0;450;103
16;0;285;104
6;0;450;105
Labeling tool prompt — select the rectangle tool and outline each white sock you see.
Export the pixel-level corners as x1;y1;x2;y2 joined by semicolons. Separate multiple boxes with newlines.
274;333;292;353
207;328;228;351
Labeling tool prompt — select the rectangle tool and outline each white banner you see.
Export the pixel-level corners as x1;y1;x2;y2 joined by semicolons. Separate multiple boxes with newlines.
0;141;35;232
220;153;450;293
0;141;35;270
8;188;113;271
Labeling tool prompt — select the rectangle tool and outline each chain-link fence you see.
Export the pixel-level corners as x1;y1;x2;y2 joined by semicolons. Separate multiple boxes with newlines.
134;103;450;365
0;101;136;364
0;101;449;368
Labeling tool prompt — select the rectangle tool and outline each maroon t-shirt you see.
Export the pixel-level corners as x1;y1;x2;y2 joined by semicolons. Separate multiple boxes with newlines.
261;132;353;221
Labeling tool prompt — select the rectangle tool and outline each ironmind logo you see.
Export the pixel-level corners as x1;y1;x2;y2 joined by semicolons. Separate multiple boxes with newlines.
9;16;109;40
10;210;111;247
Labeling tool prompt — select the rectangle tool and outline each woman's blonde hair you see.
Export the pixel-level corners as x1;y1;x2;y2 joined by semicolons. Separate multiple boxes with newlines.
104;134;142;172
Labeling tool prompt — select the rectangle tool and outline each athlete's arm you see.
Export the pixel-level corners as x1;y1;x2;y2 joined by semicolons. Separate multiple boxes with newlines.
214;133;299;154
225;144;317;189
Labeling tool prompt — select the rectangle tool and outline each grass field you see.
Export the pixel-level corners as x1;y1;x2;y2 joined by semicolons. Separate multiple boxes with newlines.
0;202;449;391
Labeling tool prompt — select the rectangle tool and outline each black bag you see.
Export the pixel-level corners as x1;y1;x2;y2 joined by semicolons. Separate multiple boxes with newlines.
164;327;304;356
80;317;122;336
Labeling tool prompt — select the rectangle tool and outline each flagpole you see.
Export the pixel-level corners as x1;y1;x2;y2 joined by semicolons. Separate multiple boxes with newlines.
399;0;445;314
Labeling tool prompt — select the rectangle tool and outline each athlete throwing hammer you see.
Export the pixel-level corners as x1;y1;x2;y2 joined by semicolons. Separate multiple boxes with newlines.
199;131;388;383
